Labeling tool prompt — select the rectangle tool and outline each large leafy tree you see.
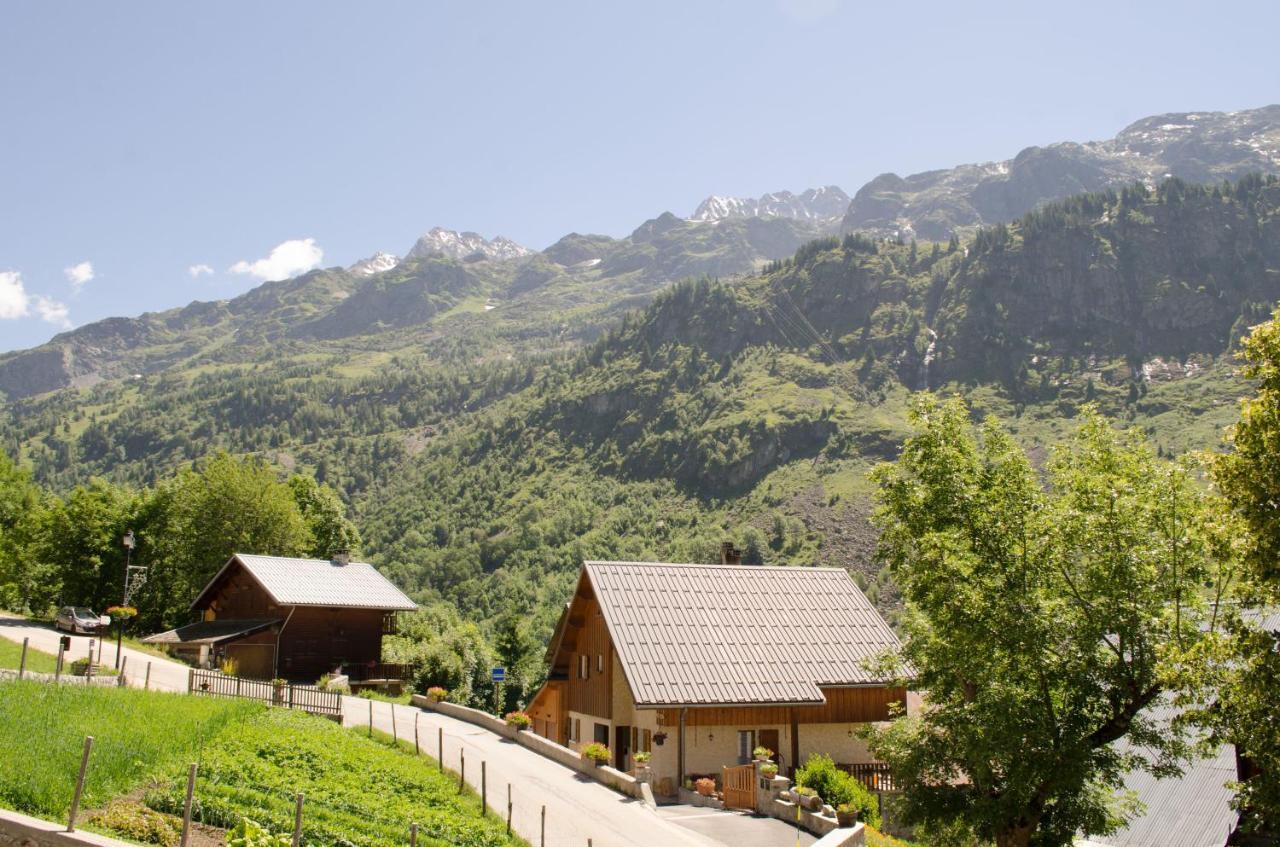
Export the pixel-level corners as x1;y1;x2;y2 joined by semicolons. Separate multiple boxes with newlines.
867;396;1231;847
1208;306;1280;830
0;452;51;611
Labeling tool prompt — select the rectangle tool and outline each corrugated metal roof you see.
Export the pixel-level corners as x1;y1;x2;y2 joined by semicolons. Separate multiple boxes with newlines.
196;554;417;611
1083;703;1238;847
583;561;903;707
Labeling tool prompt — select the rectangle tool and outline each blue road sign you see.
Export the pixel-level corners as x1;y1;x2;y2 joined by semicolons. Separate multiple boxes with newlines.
491;667;506;682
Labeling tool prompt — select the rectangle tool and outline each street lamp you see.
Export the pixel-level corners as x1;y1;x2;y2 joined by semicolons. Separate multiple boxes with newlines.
116;529;135;670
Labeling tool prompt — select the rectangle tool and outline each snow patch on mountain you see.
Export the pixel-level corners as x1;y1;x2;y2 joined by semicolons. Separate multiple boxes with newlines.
347;252;400;276
689;185;850;223
405;228;532;262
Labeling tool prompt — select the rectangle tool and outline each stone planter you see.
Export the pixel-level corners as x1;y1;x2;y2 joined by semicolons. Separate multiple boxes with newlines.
836;809;858;827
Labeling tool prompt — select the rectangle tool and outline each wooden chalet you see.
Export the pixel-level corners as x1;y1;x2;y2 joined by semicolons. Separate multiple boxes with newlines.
143;552;416;682
526;558;911;797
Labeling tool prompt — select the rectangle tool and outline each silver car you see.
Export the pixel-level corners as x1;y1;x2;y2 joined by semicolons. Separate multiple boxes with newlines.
54;606;101;635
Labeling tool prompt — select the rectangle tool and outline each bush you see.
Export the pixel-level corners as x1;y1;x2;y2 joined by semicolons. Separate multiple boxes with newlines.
88;801;182;847
695;777;716;797
504;711;531;729
794;754;881;828
426;686;448;702
581;742;610;763
227;818;291;847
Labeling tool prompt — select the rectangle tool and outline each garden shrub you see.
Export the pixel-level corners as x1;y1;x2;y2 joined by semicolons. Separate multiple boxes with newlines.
89;801;182;847
795;754;880;828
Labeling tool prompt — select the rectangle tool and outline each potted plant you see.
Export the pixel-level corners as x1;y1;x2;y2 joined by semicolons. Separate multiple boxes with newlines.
759;761;779;779
271;678;287;705
695;777;716;797
836;802;859;827
426;686;448;703
632;751;651;769
504;711;532;730
581;742;610;766
795;786;822;811
752;745;774;763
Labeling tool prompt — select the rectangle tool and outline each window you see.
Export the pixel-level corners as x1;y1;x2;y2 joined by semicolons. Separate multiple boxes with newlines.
597;653;604;673
579;654;588;679
737;730;756;764
594;723;610;745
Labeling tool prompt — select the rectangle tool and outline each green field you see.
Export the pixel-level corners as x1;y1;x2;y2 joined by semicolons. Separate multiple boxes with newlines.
0;681;525;847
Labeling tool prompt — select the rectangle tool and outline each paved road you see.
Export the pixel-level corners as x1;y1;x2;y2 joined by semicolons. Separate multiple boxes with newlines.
346;697;724;847
656;806;817;847
0;614;191;691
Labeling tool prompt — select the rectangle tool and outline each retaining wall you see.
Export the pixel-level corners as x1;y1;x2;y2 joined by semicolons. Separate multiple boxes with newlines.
0;808;134;847
410;695;642;799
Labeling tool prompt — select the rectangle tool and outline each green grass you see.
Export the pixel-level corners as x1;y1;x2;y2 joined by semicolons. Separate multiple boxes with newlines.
0;638;61;673
0;680;259;819
149;709;525;847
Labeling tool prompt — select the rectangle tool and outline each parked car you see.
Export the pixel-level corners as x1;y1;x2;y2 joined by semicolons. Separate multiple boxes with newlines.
55;606;102;635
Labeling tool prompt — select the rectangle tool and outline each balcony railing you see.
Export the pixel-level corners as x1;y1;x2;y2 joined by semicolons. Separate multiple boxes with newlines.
841;762;898;792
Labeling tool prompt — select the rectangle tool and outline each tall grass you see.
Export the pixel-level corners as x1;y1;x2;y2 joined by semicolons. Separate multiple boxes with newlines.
0;639;60;673
0;680;259;818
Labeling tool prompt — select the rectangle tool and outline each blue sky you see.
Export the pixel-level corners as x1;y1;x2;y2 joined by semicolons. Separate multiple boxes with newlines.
2;0;1278;352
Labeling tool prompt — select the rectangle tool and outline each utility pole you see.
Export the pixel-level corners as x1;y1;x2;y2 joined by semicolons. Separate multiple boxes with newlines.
116;529;135;670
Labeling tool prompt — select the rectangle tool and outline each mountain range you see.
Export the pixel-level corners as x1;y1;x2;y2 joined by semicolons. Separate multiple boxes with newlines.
2;106;1279;629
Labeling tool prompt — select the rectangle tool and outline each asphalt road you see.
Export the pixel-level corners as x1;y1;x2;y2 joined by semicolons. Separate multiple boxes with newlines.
0;614;191;691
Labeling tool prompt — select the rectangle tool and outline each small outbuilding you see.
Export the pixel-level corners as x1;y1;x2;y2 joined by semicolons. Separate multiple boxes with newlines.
525;558;911;797
143;552;416;682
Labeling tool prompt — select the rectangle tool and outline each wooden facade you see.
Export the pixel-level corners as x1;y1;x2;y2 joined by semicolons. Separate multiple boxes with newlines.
194;557;400;681
656;686;906;728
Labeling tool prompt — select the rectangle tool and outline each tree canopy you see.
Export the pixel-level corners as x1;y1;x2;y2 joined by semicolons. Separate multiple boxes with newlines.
867;396;1233;847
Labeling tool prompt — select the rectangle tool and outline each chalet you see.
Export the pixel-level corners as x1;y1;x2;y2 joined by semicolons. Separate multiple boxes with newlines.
143;552;416;682
525;558;911;797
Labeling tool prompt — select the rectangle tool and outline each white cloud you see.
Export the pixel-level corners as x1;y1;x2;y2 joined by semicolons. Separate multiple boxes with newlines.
188;263;215;279
34;296;72;330
230;238;324;280
0;271;30;319
0;271;71;328
64;260;95;292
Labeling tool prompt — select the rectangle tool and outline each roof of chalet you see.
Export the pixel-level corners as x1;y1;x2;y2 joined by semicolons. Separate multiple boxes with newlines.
1078;703;1238;847
190;553;418;612
580;560;903;707
141;618;281;646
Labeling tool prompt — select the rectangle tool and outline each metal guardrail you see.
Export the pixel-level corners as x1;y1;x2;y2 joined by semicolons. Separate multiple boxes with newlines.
188;668;343;718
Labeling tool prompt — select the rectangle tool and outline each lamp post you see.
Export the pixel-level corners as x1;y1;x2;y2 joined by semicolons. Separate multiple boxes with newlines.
116;529;134;670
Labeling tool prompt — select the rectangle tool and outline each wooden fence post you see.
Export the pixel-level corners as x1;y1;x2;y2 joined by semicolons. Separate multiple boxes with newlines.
481;760;486;815
18;637;28;679
180;763;198;847
368;698;374;737
291;792;304;847
56;641;65;682
506;784;512;835
118;655;128;687
188;667;194;693
67;736;94;832
438;728;443;772
459;749;465;793
540;805;545;847
392;704;398;746
86;642;94;683
414;712;420;756
145;661;152;690
409;822;418;847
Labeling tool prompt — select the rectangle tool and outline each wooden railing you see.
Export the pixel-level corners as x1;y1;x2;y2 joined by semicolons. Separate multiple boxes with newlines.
188;668;343;719
842;761;898;792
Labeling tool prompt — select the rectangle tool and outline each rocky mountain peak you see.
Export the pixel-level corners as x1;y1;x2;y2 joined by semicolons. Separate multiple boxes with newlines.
347;252;400;276
689;185;849;223
405;228;532;263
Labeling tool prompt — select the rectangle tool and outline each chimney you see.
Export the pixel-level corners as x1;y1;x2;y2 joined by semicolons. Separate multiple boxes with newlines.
331;550;350;566
720;542;742;565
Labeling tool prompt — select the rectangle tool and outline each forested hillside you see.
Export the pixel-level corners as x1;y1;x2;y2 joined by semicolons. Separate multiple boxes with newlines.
3;176;1278;683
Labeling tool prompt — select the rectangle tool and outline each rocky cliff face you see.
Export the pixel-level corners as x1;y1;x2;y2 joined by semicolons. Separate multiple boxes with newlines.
690;185;850;223
405;228;531;262
841;105;1280;240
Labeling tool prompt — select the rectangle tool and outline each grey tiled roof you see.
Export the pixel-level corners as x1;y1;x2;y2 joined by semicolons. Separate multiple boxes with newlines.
584;561;902;706
194;554;417;611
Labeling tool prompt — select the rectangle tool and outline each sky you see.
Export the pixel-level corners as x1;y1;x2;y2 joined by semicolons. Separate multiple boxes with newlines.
1;0;1279;353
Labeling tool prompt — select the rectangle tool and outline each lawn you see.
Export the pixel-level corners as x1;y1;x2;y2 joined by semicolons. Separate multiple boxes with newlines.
0;681;525;847
0;637;61;674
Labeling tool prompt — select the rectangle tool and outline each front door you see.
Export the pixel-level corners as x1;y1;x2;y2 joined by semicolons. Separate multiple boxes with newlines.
614;725;631;770
759;729;780;761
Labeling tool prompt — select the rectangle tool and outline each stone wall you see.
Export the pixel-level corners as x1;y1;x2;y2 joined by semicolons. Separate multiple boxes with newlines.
0;808;133;847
